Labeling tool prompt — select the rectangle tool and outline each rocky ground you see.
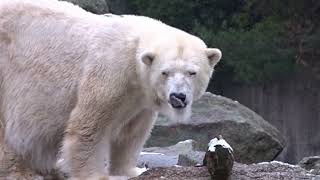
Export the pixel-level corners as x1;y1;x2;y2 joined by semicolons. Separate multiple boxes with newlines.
131;161;320;180
134;139;320;180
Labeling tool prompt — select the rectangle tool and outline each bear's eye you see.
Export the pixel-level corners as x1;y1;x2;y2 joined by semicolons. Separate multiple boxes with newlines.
188;71;197;76
161;71;169;77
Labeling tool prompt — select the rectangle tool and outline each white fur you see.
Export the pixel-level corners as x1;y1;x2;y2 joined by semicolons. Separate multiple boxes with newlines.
0;0;221;179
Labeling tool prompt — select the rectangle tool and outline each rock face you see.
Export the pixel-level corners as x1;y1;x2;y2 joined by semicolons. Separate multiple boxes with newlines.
299;156;320;175
138;140;205;168
146;92;285;164
131;161;320;180
61;0;109;14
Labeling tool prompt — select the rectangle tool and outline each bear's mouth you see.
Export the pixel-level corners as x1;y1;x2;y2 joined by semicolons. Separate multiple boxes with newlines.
169;95;187;109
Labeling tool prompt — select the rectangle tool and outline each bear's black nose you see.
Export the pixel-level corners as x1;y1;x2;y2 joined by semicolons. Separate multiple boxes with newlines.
169;93;187;109
170;93;186;102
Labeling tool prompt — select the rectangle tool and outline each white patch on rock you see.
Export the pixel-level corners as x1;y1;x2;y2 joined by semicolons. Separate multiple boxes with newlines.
208;138;233;153
178;139;193;144
258;161;297;168
109;176;129;180
135;167;148;176
57;158;64;164
140;152;165;155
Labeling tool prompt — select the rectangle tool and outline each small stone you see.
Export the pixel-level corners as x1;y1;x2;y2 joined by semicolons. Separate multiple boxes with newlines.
203;136;234;180
298;156;320;175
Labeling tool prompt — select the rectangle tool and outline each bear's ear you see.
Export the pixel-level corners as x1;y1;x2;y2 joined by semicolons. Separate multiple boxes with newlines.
141;51;156;66
205;48;222;67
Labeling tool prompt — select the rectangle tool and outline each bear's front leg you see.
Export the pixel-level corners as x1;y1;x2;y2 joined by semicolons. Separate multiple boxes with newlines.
109;109;157;178
0;127;44;180
58;65;132;179
60;104;112;179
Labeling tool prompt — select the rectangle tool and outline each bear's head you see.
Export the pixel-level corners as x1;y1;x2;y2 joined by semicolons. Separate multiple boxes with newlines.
138;29;221;122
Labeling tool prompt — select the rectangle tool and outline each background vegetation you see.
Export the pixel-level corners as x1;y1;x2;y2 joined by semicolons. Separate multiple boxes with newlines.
129;0;320;84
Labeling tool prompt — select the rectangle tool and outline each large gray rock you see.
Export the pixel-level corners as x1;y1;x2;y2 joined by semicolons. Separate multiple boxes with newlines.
61;0;109;14
146;92;285;164
132;161;320;180
138;140;205;168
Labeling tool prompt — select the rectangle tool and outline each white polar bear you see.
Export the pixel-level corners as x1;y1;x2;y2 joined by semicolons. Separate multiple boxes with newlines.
0;0;221;179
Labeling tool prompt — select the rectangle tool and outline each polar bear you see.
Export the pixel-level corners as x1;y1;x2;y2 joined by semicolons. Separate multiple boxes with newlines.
0;0;221;179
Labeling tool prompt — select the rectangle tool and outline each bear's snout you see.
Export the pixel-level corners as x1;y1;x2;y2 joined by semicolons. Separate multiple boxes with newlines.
169;92;187;109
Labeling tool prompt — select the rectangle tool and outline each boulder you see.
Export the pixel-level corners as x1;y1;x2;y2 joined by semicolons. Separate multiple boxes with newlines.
131;161;320;180
299;156;320;175
138;140;205;168
61;0;109;14
146;92;285;163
